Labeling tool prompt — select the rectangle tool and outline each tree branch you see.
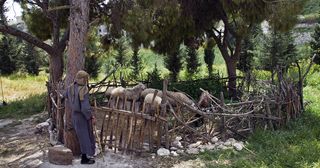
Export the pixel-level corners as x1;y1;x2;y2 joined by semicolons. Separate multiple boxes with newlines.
233;37;242;60
0;24;53;54
302;54;317;80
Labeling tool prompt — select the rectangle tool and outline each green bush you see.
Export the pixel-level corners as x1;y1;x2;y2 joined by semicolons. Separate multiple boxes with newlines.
149;74;225;100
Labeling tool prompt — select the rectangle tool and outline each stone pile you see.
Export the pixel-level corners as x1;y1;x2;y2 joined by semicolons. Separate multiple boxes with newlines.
156;136;245;157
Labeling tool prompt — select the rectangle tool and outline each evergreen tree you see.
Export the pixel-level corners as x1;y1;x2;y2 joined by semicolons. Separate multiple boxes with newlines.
0;37;19;75
185;38;200;79
311;21;320;64
85;54;100;78
19;43;40;75
237;37;254;73
259;30;297;80
204;38;215;77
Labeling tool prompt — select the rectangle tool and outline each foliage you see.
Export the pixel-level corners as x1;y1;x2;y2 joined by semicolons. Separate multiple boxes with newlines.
310;22;320;64
185;44;200;79
165;50;182;82
131;48;143;80
259;30;298;74
85;27;103;78
21;0;69;41
0;36;19;75
149;73;225;99
85;54;100;78
18;43;40;75
169;76;225;99
204;38;215;77
147;63;162;89
302;0;320;15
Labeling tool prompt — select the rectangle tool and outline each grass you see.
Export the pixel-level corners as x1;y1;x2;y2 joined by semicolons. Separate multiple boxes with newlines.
0;72;47;102
197;71;320;167
0;73;47;119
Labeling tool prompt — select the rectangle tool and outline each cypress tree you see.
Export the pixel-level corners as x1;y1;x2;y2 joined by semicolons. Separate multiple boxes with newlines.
311;21;320;64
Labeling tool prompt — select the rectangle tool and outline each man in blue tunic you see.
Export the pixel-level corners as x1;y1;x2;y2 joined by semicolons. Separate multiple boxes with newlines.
66;70;96;164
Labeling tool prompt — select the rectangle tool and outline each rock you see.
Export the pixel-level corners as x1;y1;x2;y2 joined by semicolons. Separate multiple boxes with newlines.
211;137;219;143
150;153;156;158
49;130;57;146
224;141;232;146
186;148;199;155
217;144;227;150
204;144;215;150
157;148;170;156
233;143;244;151
48;147;73;165
170;147;178;151
176;149;185;155
175;136;182;141
227;138;236;144
215;141;223;145
172;140;183;149
188;141;202;149
170;151;179;156
198;145;206;149
200;148;205;153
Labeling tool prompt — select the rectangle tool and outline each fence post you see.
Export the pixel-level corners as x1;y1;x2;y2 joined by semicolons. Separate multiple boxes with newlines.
161;79;169;149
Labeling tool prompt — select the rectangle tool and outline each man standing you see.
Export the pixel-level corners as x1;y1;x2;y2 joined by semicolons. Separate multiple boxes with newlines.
65;70;96;164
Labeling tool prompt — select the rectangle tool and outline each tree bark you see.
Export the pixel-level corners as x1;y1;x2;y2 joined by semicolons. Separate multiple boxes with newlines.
64;0;90;156
49;52;64;84
226;59;237;99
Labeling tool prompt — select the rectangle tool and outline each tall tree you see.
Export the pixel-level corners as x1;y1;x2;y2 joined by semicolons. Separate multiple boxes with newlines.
64;0;90;155
174;0;305;98
0;0;69;84
0;36;19;74
204;38;215;77
311;20;320;64
19;43;40;75
185;37;200;79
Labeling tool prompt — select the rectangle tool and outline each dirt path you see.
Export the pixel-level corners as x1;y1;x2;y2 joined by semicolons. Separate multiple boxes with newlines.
0;113;49;168
0;113;205;168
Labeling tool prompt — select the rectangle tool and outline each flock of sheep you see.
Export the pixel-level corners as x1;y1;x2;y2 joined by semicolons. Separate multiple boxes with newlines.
103;83;204;115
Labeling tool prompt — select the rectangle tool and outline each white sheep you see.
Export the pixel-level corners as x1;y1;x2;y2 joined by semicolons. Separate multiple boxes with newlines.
105;87;115;97
125;83;146;100
109;83;146;110
142;92;162;114
124;83;146;111
109;86;126;108
140;88;163;99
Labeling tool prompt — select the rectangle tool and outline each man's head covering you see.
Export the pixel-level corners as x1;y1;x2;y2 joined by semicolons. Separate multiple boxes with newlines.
74;70;89;101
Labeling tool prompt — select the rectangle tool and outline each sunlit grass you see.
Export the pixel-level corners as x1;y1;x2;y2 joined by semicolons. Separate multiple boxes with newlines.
0;72;47;102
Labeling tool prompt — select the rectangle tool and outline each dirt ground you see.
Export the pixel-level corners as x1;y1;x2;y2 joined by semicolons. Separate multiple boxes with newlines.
0;112;207;168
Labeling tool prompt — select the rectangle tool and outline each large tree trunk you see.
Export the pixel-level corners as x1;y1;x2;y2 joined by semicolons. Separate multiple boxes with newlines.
64;0;90;156
49;52;64;84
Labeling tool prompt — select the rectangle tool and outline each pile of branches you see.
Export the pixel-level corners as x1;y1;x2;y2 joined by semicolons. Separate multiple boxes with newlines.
166;79;302;142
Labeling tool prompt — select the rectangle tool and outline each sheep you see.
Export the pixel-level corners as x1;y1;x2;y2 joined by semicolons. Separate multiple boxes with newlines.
170;92;194;106
109;86;126;108
125;83;146;101
105;87;115;97
197;90;211;108
109;83;146;110
124;83;147;111
140;88;163;99
142;92;162;115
